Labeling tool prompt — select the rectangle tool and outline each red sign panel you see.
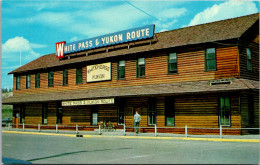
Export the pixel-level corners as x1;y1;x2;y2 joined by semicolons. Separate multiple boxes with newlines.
56;41;66;59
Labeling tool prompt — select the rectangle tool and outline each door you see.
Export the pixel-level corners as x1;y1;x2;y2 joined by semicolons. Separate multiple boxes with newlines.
57;107;63;124
133;107;141;126
91;106;98;125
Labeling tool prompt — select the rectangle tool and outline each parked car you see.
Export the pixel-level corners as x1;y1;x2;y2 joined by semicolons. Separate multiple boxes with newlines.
2;117;12;127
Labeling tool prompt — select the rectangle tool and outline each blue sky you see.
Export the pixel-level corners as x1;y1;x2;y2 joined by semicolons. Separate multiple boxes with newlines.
1;0;259;89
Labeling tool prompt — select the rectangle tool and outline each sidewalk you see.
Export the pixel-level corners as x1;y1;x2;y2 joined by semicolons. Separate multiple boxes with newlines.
2;127;260;142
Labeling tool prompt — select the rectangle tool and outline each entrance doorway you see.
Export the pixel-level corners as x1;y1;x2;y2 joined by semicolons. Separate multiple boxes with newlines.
133;107;141;132
134;107;141;115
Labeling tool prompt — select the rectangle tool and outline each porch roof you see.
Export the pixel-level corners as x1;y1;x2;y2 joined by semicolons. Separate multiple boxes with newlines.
2;78;258;105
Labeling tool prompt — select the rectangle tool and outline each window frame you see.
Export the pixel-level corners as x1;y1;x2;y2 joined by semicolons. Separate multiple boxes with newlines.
168;53;178;74
118;60;125;80
248;94;254;127
16;75;21;90
26;74;31;89
63;69;68;86
20;104;25;123
246;48;252;71
165;96;175;126
57;104;63;124
35;73;40;88
219;96;231;126
48;71;54;87
205;48;217;71
118;99;125;125
148;97;157;125
76;68;83;84
91;106;98;126
42;103;48;124
137;58;145;78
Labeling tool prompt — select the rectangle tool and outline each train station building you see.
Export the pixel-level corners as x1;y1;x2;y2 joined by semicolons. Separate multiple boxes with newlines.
3;13;259;135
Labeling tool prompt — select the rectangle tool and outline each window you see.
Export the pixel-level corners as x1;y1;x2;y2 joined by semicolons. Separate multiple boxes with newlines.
165;96;175;126
20;104;25;123
205;48;216;71
76;68;82;84
246;48;252;71
42;104;48;124
168;53;177;74
248;95;254;127
118;99;125;125
26;75;31;89
219;96;230;126
35;73;40;88
118;60;125;79
16;76;20;90
48;71;54;87
57;104;63;124
63;69;68;86
137;58;145;77
148;98;157;125
91;106;98;125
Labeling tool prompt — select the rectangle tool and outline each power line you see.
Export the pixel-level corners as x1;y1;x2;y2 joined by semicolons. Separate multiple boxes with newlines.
123;0;168;26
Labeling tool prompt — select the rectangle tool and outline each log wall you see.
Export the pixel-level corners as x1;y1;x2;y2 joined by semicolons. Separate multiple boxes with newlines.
13;46;240;96
241;91;260;128
12;93;244;135
238;40;259;80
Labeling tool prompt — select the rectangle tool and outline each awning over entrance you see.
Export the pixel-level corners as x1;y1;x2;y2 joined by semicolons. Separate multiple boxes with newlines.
2;78;259;104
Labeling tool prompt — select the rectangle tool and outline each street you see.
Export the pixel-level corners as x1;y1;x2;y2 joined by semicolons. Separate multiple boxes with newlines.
2;132;259;164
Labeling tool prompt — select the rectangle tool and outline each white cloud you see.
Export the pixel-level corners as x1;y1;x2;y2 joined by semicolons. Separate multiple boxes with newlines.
5;1;189;38
2;37;41;61
158;8;187;20
30;43;48;49
3;37;31;52
188;0;258;26
153;7;186;30
153;19;178;30
69;37;79;42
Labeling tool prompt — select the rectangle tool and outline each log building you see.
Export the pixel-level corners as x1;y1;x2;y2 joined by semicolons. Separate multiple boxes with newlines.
3;13;259;135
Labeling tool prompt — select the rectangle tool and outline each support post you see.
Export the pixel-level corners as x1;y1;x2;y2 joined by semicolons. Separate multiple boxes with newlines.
99;125;101;135
38;124;40;132
8;123;11;131
185;125;188;138
220;125;222;138
22;123;25;131
123;124;126;136
76;125;78;134
155;124;157;137
56;124;58;133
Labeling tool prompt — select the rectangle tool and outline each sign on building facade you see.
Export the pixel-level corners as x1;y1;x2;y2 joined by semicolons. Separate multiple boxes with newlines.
87;62;111;82
62;98;115;106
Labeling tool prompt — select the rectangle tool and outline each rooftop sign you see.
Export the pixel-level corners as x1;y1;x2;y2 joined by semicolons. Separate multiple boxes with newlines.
56;24;155;58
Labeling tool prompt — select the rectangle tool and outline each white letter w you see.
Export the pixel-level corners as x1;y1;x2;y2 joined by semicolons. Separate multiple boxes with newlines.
56;41;66;58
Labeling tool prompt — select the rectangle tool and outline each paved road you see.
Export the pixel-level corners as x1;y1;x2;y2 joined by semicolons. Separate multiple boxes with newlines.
2;133;259;164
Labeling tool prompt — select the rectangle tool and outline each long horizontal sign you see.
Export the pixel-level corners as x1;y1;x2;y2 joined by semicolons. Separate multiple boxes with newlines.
56;24;155;58
62;98;115;106
87;62;111;83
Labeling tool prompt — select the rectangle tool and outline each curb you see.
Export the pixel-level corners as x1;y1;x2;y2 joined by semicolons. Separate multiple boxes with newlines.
2;131;260;143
